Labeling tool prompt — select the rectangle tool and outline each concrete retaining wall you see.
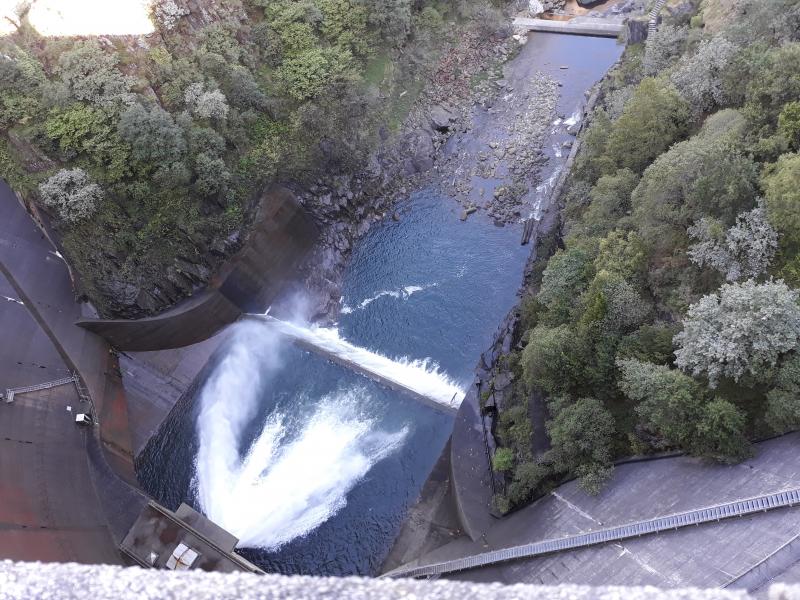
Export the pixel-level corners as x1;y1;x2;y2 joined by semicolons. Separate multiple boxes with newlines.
78;186;318;352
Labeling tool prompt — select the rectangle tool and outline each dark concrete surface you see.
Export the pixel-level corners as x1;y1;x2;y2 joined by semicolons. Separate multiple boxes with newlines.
0;385;121;564
408;434;800;589
0;272;71;391
381;439;465;573
120;327;231;456
450;387;497;541
0;183;136;482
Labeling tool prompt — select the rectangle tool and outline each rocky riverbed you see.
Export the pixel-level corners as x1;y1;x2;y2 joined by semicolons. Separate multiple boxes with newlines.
296;24;570;320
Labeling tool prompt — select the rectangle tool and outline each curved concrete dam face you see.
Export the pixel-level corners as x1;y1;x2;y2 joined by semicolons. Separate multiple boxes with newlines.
78;187;318;352
139;33;623;577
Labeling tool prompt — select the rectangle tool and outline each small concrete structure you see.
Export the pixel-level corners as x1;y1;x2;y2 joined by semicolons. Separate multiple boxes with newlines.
513;17;624;37
120;501;262;574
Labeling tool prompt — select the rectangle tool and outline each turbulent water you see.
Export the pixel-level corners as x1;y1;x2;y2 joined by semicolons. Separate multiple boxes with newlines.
249;315;463;410
195;323;410;550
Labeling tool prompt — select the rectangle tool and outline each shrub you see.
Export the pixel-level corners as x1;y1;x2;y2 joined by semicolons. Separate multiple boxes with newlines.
545;397;615;495
38;168;103;223
492;447;514;472
674;280;800;386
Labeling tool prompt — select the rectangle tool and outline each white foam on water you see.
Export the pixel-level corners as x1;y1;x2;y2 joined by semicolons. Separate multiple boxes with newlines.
340;283;437;314
194;322;409;551
564;108;582;127
255;316;464;410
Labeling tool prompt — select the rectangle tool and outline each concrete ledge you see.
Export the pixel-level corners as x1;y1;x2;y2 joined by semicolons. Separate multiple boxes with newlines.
513;17;624;38
0;560;763;600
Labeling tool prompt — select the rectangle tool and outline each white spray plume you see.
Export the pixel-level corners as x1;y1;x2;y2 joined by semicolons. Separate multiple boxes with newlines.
195;321;409;550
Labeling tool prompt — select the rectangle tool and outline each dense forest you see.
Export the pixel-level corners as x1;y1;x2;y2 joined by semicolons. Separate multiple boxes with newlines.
491;0;800;513
0;0;500;316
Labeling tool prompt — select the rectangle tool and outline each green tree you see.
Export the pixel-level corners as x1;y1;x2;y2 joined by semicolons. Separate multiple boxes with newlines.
118;104;186;166
674;280;800;386
56;41;134;107
545;397;615;495
521;325;581;396
618;359;706;450
537;246;595;324
765;354;800;433
763;153;800;254
694;398;750;462
603;78;691;175
38;168;103;223
492;447;514;472
778;102;800;150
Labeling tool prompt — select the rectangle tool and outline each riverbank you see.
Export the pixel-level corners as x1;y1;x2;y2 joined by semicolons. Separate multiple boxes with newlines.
381;28;625;571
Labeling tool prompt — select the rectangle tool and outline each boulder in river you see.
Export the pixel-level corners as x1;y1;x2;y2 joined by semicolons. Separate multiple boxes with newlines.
430;105;456;132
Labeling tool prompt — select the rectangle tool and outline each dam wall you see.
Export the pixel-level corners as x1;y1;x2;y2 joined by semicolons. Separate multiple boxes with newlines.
78;186;319;352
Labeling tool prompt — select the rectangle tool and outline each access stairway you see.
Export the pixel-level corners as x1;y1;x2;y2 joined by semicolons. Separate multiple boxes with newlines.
384;488;800;578
3;375;79;403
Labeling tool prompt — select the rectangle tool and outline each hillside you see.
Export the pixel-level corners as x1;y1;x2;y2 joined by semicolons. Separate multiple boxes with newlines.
488;0;800;512
0;0;504;316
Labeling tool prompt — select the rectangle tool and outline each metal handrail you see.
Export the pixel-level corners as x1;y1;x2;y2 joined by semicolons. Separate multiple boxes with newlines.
384;488;800;578
4;375;78;403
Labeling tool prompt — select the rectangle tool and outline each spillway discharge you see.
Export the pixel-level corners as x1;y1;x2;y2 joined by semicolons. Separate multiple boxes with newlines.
195;322;409;550
253;315;465;410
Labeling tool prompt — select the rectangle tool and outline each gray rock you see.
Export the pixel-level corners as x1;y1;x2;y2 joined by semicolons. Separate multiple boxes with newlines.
430;105;456;131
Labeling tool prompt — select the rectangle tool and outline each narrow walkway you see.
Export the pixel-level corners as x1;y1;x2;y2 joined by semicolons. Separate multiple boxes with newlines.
385;488;800;578
4;375;77;403
513;17;623;38
648;0;667;36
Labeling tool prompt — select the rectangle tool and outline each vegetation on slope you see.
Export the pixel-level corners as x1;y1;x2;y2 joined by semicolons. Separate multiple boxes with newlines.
492;0;800;512
0;0;502;316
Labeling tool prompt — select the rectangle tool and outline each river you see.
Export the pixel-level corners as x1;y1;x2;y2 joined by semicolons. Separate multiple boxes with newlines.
137;31;622;576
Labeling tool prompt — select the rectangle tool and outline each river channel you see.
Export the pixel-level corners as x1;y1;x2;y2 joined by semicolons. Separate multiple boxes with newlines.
138;31;623;576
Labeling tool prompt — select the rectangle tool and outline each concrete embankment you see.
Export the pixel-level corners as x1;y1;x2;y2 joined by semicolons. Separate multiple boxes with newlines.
0;182;143;564
0;182;137;483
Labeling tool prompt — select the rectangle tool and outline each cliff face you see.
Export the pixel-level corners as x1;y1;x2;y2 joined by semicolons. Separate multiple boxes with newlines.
0;0;506;317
